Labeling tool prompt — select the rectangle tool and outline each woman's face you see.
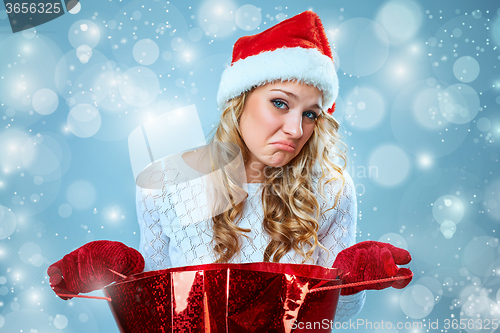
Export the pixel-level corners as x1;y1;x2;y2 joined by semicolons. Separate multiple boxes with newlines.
239;80;323;180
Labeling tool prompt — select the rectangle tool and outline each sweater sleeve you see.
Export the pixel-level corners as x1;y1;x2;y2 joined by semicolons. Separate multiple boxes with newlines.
136;184;172;271
315;170;366;322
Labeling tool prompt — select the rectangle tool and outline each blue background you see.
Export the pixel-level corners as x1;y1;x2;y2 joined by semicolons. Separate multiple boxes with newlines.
1;0;500;332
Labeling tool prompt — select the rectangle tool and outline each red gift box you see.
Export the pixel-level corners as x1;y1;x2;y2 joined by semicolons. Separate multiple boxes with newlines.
103;262;343;333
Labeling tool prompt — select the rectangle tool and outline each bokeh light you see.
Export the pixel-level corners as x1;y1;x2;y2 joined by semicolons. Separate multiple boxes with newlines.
484;178;500;221
391;81;469;158
18;242;43;267
416;276;443;305
66;180;96;210
439;84;480;125
332;18;389;77
453;56;480;83
463;236;496;277
76;44;93;64
67;104;102;138
54;314;69;329
344;86;385;129
375;0;422;43
32;88;59;115
235;4;262;31
368;144;411;187
378;233;408;249
133;39;160;65
55;48;109;99
400;285;435;319
21;132;72;181
432;195;464;225
198;0;237;38
0;35;63;127
0;205;17;240
118;67;159;107
58;203;73;218
68;20;100;49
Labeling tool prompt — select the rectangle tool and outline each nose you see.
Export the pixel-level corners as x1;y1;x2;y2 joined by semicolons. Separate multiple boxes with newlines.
282;112;303;139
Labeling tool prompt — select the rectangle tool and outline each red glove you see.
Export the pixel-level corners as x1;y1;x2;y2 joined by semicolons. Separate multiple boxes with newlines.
47;240;145;300
332;241;412;296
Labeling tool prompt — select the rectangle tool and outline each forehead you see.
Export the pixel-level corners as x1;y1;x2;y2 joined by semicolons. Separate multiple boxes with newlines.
257;80;322;99
254;80;324;110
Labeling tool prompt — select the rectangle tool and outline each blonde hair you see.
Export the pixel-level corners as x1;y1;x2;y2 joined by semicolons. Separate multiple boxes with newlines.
205;85;348;264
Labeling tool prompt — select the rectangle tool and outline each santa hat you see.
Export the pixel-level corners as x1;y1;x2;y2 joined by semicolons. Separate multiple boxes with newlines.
217;11;338;114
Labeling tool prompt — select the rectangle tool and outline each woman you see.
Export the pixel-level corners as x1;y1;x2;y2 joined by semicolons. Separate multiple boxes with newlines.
48;10;412;325
136;10;399;321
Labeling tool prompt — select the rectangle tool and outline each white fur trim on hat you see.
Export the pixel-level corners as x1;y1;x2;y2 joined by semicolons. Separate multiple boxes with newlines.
216;47;338;112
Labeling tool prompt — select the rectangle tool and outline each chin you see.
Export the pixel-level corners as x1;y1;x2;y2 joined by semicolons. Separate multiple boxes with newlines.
266;162;283;168
266;158;292;168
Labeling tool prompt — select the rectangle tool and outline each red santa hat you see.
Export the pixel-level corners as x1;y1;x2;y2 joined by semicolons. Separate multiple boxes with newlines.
217;11;338;114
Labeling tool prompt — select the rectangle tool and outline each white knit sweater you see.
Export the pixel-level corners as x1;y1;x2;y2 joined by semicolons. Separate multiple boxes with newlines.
135;153;365;322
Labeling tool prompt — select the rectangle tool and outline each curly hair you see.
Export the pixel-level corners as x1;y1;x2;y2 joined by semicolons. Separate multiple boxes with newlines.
203;83;348;264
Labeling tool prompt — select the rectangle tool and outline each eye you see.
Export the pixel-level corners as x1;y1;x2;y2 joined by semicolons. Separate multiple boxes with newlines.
303;111;318;120
271;99;288;110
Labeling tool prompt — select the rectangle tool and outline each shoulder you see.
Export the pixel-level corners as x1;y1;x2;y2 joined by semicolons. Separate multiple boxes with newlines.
311;164;357;218
313;167;357;235
338;169;355;197
311;161;355;197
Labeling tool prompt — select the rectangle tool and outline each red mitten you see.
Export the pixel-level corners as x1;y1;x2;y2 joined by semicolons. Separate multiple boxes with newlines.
332;241;412;296
47;240;145;300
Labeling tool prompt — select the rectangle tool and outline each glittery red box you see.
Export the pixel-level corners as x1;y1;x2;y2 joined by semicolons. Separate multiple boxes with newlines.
103;262;342;333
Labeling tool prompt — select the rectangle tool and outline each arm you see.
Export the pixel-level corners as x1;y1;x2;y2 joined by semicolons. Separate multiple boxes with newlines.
316;170;366;322
45;183;169;299
136;185;172;271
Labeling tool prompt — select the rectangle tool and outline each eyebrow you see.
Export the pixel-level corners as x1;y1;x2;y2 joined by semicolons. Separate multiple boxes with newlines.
269;89;323;111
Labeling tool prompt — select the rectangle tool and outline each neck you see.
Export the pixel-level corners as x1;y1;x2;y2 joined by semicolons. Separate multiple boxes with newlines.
245;160;266;183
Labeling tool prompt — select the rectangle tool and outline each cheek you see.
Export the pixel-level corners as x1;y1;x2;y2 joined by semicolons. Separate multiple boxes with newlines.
303;124;315;141
305;125;315;139
241;104;276;142
240;112;263;152
298;125;315;149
